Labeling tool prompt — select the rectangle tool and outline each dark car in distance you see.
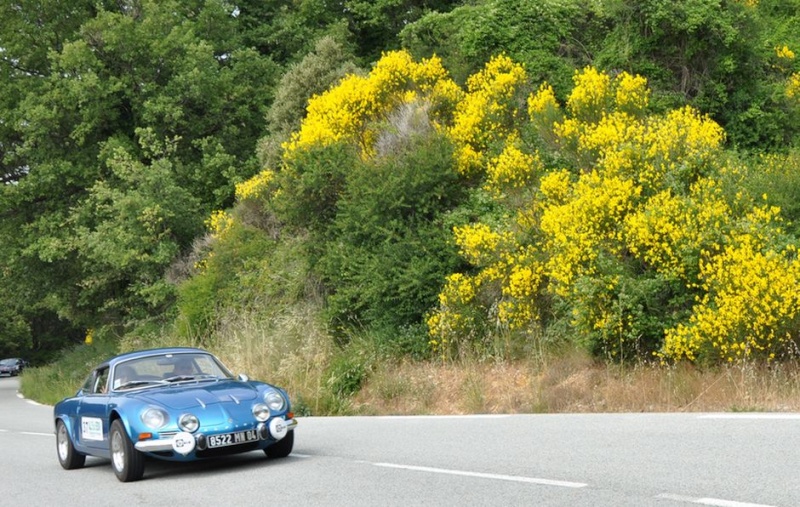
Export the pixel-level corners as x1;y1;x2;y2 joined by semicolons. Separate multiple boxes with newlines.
0;358;26;376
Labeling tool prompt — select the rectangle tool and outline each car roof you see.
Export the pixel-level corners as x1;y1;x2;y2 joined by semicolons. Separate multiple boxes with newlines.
104;347;211;368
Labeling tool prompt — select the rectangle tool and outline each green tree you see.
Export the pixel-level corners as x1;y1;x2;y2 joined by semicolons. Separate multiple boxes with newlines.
400;0;603;90
593;0;798;149
69;144;203;324
0;0;278;340
345;0;462;61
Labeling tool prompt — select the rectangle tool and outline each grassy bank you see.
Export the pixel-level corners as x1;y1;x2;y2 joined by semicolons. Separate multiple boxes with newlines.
20;334;800;414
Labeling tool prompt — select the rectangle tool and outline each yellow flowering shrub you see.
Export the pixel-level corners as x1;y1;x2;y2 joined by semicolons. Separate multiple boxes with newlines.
614;73;650;115
527;83;562;142
578;111;646;178
235;169;274;201
429;221;546;349
664;232;800;362
787;73;800;102
484;137;542;196
449;54;528;175
430;59;800;363
538;169;572;204
206;210;234;239
283;50;459;158
623;178;730;280
426;272;482;358
540;171;640;295
496;246;545;329
527;83;560;118
565;66;612;122
776;45;796;60
453;223;513;266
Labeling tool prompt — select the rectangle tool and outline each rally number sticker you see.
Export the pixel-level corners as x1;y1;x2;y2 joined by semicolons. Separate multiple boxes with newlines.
81;417;104;441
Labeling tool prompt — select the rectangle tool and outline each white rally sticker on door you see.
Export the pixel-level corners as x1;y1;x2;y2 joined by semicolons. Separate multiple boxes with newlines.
81;417;104;441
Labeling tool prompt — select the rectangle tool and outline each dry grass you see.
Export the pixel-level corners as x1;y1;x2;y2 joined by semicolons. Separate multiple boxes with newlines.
351;350;800;414
69;312;800;416
28;324;800;415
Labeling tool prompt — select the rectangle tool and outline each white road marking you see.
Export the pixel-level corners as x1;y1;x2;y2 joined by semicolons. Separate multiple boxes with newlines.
698;413;800;420
658;494;702;502
15;391;47;406
20;431;54;437
656;493;776;507
695;498;775;507
372;462;587;488
290;453;312;458
373;414;511;420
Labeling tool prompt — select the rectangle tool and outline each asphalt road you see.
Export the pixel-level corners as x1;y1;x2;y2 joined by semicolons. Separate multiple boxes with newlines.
1;375;798;506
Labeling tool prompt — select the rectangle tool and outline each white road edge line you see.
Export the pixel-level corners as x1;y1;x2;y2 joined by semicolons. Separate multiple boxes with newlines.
698;413;800;420
372;462;587;489
15;391;47;407
656;493;776;507
20;431;54;437
372;414;511;420
695;498;776;507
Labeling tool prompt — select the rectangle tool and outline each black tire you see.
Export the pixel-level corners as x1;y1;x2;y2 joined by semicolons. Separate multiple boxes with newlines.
110;419;145;482
56;420;86;470
264;430;294;458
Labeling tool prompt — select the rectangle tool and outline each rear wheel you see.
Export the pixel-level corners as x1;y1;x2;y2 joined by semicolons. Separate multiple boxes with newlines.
110;420;145;482
264;430;294;458
56;420;86;470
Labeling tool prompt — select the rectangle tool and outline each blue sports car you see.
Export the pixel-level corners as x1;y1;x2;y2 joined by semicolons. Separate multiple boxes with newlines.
54;347;297;482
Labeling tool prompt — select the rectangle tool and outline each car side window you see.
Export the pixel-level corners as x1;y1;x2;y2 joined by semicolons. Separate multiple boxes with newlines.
93;367;110;394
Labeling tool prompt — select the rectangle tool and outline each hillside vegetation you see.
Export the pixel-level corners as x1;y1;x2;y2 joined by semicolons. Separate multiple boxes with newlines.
4;0;800;413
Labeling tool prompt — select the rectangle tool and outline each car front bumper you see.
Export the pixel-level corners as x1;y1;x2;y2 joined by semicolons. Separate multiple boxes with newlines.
134;416;297;453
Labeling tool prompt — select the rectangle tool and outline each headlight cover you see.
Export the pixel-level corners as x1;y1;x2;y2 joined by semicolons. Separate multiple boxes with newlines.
179;413;200;433
141;408;168;429
252;403;270;422
264;389;286;412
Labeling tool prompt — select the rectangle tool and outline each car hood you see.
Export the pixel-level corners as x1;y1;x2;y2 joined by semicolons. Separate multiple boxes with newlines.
134;381;259;410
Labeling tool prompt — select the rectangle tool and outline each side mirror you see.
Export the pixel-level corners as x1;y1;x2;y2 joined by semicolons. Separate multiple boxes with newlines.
237;373;249;382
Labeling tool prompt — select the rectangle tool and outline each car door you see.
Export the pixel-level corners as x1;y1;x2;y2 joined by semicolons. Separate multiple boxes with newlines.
76;366;111;452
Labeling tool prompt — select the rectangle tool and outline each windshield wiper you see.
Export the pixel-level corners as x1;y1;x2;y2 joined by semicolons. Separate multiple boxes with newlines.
163;374;219;383
116;380;164;390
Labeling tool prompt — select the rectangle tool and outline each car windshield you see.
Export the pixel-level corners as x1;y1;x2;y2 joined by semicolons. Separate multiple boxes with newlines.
112;352;234;391
0;359;18;366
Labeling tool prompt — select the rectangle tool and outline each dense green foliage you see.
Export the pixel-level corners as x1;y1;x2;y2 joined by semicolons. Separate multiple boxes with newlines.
319;132;466;337
2;0;800;370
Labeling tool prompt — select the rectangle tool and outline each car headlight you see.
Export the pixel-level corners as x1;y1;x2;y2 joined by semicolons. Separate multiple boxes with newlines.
179;413;200;433
141;408;168;429
252;403;270;422
264;390;286;412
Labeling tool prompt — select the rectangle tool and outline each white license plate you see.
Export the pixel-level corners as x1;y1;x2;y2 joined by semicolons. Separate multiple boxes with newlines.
207;429;259;448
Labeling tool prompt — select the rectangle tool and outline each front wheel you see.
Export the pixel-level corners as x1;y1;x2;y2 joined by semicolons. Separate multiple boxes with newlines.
56;420;86;470
264;430;294;458
110;420;145;482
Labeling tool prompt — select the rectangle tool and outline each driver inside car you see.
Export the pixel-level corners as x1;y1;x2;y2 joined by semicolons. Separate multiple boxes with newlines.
170;357;194;377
